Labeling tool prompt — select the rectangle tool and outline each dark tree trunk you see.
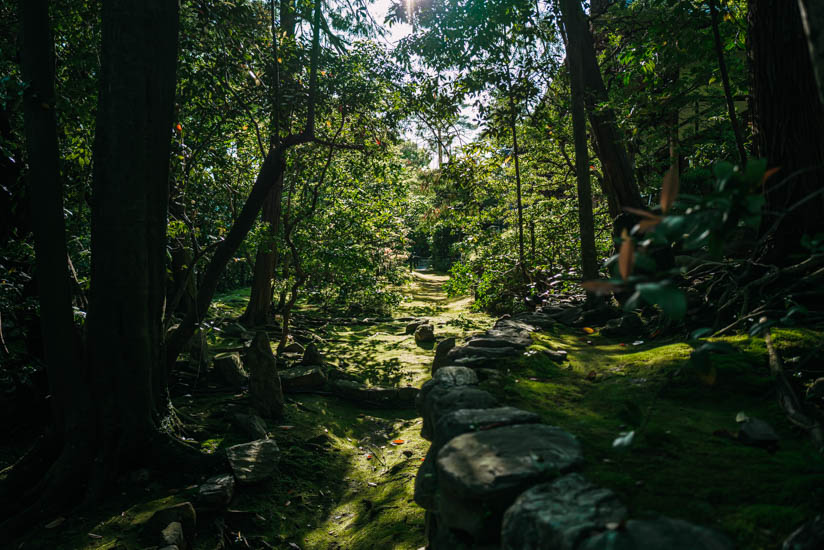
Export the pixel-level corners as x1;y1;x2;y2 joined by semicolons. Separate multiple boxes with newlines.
242;163;285;326
798;0;824;104
560;0;644;215
564;9;599;297
749;0;824;261
2;1;186;537
18;0;80;435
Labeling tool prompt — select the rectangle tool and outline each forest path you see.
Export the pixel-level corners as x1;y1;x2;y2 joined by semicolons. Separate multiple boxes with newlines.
223;270;494;550
322;270;493;388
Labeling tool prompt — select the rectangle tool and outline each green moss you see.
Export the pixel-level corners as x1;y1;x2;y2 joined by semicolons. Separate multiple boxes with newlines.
482;325;824;550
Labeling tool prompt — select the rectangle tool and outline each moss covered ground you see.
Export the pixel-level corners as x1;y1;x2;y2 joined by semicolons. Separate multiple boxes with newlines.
5;273;823;549
486;324;824;550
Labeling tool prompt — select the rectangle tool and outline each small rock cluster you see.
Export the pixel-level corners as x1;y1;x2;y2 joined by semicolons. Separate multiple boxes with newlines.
414;310;736;550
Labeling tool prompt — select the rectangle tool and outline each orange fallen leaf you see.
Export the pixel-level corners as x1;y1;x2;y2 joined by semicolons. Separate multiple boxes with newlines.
582;327;595;334
175;123;182;133
391;439;405;445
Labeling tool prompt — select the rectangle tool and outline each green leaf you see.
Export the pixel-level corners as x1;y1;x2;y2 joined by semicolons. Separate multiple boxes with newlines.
636;282;686;320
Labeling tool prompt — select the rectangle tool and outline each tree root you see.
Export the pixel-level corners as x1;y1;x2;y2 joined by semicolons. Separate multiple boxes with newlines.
764;326;824;452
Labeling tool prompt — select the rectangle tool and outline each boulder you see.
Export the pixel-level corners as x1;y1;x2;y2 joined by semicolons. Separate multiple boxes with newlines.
300;342;323;365
414;446;439;511
161;522;186;548
600;313;644;338
738;417;780;447
245;332;284;419
433;406;541;450
415;323;436;344
406;319;426;334
544;306;584;326
196;474;235;510
226;439;280;484
416;366;479;416
231;413;268;440
578;517;734;550
280;365;327;391
142;502;196;548
432;337;456;372
436;424;582;541
212;353;248;389
282;341;304;354
421;386;499;441
501;473;627;550
783;514;824;550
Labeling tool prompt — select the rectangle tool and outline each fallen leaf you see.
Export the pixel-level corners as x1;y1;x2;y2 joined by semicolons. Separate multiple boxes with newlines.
88;533;103;539
278;425;294;430
582;327;595;334
735;411;750;423
618;343;626;347
367;482;377;487
391;439;405;445
175;123;182;133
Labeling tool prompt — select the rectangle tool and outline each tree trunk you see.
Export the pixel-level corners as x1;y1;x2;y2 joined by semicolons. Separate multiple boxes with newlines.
749;0;824;261
565;12;599;297
1;1;185;537
19;0;80;436
560;0;644;215
709;0;747;166
798;0;824;104
242;172;284;326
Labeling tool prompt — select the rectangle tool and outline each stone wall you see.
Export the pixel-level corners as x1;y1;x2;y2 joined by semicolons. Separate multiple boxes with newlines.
413;311;735;550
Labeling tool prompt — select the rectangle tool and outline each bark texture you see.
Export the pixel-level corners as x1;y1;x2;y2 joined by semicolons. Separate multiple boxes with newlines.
749;0;824;260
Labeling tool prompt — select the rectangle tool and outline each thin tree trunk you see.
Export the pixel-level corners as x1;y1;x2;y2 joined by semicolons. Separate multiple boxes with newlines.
709;0;747;166
560;0;643;214
566;15;599;297
511;114;527;278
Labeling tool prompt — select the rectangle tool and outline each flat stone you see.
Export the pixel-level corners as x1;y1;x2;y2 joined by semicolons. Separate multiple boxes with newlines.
432;337;456;372
433;406;541;450
495;318;540;333
280;365;327;391
467;335;532;349
415;323;436;343
226;439;280;484
447;345;521;362
436;424;582;541
212;352;248;389
197;474;235;510
783;514;824;550
545;306;584;326
511;312;557;329
542;349;569;362
231;413;268;440
421;386;498;441
406;319;426;334
501;473;627;550
579;517;734;550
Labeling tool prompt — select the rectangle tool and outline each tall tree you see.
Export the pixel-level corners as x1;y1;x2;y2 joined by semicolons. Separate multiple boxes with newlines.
559;0;644;217
1;0;186;535
749;0;824;261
